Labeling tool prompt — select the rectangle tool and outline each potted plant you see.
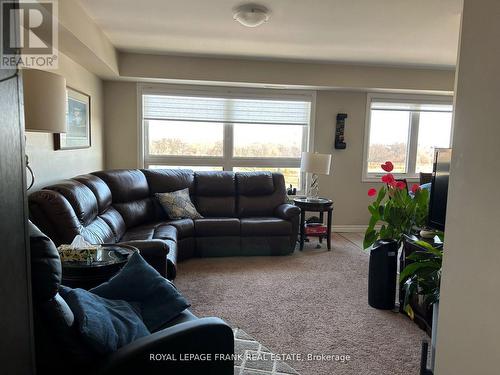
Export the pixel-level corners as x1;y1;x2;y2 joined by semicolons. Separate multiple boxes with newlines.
364;161;430;249
364;161;430;309
400;237;443;371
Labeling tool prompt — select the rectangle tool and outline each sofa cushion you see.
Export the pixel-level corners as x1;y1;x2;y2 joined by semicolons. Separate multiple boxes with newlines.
59;286;149;354
73;174;112;214
194;218;240;237
240;217;292;236
121;222;177;242
142;169;195;194
156;188;203;220
45;180;98;227
90;252;190;331
236;173;287;217
236;172;274;196
80;216;116;244
113;198;156;229
195;171;235;196
29;221;62;302
165;219;195;239
92;170;154;229
195;171;236;217
154;224;178;241
99;207;126;242
93;170;149;203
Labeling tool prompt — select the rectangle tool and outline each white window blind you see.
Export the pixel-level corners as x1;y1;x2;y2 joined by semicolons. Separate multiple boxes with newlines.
143;95;311;126
371;100;453;113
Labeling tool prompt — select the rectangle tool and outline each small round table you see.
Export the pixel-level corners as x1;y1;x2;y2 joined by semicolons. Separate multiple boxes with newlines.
293;197;333;251
61;244;138;290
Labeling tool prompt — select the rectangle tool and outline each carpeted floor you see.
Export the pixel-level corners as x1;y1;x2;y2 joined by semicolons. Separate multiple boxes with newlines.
175;233;427;375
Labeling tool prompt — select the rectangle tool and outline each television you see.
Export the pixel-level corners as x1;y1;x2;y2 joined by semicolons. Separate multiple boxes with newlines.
427;148;452;231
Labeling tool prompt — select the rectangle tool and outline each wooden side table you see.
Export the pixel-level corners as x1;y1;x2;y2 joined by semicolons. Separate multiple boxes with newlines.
293;197;333;251
61;244;138;289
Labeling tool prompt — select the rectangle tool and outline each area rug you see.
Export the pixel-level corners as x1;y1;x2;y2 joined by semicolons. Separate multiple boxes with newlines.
234;327;299;375
175;233;427;375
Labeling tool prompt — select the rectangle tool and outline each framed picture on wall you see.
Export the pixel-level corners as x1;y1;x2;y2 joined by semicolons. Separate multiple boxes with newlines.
54;87;91;150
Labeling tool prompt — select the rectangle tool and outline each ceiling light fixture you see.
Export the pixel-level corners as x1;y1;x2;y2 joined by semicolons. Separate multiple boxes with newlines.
233;4;270;28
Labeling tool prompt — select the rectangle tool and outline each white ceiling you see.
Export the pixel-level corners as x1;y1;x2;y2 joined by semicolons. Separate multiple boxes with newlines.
78;0;462;68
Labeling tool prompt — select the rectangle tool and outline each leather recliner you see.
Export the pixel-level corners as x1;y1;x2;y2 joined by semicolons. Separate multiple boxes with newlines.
29;221;234;375
29;170;301;280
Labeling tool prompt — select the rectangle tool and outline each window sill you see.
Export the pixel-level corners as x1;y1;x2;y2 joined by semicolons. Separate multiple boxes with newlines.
362;175;420;183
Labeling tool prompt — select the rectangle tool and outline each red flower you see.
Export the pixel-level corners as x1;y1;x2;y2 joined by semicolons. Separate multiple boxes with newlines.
411;184;421;194
381;161;394;172
381;173;395;184
368;188;377;197
395;181;406;190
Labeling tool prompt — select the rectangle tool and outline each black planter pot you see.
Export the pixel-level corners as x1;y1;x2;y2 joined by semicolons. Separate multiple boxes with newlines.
368;239;398;309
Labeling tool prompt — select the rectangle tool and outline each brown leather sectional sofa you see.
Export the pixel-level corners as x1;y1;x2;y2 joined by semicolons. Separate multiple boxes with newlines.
29;169;300;280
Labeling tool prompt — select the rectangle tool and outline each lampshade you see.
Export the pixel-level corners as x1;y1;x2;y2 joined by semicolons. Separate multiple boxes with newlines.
23;69;67;133
300;152;332;175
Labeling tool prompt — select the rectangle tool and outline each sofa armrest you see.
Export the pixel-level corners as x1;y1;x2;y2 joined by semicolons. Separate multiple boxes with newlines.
118;240;169;277
100;317;234;375
274;203;300;220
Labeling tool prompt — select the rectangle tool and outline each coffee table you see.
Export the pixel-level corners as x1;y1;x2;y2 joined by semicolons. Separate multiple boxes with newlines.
61;244;138;289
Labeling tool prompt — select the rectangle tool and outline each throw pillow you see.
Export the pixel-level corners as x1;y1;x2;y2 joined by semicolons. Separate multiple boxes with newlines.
59;286;150;354
90;252;191;331
156;188;203;220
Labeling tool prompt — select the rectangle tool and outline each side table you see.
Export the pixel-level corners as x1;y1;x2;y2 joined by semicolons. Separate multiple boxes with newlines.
61;244;138;289
293;197;333;251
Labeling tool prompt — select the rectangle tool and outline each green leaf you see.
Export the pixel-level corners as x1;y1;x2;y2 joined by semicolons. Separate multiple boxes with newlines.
368;205;379;219
400;261;440;282
363;229;378;250
414;241;443;258
375;186;387;205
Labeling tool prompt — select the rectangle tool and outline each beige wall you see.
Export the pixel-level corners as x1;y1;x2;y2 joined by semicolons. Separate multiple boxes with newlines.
25;53;104;190
120;52;455;93
435;0;500;373
103;82;380;226
314;91;377;226
103;81;139;169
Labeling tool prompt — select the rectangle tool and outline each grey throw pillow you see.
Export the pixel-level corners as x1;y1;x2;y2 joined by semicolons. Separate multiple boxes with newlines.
156;188;203;220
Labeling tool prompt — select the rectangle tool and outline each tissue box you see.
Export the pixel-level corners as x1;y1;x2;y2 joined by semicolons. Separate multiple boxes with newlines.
57;244;102;262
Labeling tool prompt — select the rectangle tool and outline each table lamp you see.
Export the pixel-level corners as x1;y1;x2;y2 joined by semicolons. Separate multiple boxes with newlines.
23;69;67;189
300;152;332;201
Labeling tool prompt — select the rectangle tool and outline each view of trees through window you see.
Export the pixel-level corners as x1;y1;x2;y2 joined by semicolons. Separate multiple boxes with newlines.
148;121;223;156
367;108;452;176
146;120;306;189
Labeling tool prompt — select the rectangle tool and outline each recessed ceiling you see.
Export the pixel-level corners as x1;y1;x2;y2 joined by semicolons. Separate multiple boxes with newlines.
78;0;462;68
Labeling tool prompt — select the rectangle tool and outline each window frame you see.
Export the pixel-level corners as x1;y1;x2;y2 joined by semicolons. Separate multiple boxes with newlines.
137;83;316;192
362;93;454;182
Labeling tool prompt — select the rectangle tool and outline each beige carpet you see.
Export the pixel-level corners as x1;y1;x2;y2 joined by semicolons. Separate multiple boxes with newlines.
175;233;427;375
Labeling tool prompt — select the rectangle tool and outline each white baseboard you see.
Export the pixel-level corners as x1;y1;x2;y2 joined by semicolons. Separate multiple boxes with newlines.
332;225;381;233
332;225;368;233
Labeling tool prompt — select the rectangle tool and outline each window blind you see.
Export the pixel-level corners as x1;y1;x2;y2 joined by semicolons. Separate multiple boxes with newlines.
143;94;311;126
371;100;453;113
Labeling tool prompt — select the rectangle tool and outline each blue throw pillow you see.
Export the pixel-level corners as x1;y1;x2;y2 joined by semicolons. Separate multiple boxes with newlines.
59;286;150;354
90;252;191;331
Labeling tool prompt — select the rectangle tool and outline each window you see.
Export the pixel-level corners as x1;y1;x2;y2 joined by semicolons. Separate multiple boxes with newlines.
141;86;313;191
364;94;453;180
233;167;301;189
148;165;223;171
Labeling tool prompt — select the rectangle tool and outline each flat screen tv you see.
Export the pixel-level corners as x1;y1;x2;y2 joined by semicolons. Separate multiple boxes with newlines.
428;148;452;231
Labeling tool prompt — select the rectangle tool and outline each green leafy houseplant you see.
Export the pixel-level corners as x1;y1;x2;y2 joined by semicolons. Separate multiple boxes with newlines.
399;237;443;318
363;161;430;249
